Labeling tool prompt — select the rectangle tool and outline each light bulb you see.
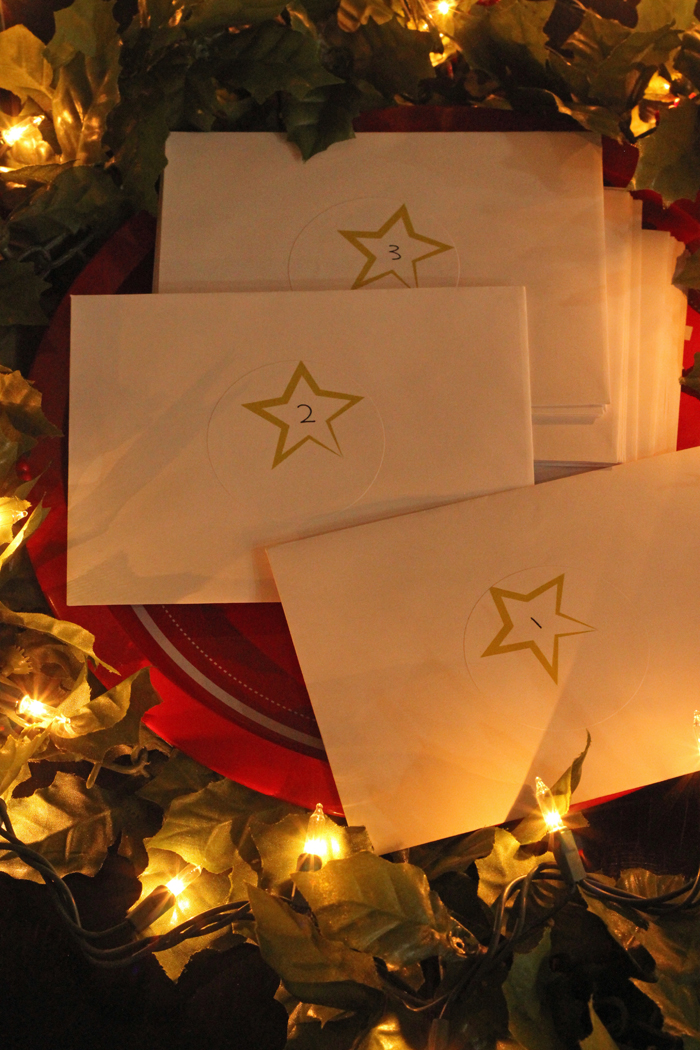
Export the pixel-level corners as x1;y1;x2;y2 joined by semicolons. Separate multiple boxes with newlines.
304;803;330;860
166;863;200;896
535;776;565;833
437;1;452;13
17;696;69;725
2;117;42;147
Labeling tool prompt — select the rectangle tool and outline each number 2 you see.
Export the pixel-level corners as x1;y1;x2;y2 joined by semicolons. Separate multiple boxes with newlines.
389;245;401;260
298;404;315;422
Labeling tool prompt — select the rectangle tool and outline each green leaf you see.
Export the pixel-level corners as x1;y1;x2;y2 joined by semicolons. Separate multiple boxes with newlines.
503;929;564;1050
454;0;555;84
0;261;50;326
633;97;700;203
9;165;127;241
513;732;591;845
145;775;300;874
212;23;342;104
0;368;61;445
409;827;496;881
675;251;700;288
282;80;383;160
0;724;50;798
182;0;286;33
347;17;436;99
0;598;109;668
49;1;122;165
589;25;681;111
249;883;383;997
635;0;697;33
0;770;118;881
448;965;510;1050
105;87;170;215
0;25;54;111
292;852;452;965
476;828;554;907
45;0;119;68
137;748;219;810
580;1004;620;1050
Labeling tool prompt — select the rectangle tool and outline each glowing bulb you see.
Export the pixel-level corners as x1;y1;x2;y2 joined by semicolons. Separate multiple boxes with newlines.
535;776;565;833
437;1;452;13
304;803;329;860
166;863;200;896
17;696;69;725
2;117;42;147
694;710;700;754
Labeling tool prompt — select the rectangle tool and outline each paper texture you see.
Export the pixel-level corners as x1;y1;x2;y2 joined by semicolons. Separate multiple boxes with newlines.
268;447;700;853
155;131;609;412
533;188;634;465
68;286;533;605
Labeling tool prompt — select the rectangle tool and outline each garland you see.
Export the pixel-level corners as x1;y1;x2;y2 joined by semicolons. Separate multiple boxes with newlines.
1;0;700;1047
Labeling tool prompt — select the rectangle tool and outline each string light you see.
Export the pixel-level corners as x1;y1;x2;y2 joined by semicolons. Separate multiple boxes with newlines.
166;863;201;897
17;696;69;726
436;1;452;13
2;117;43;147
535;776;565;833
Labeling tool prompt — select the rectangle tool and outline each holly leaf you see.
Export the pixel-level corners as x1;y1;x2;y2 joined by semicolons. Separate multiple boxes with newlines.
282;80;383;160
634;97;700;204
476;828;555;906
0;724;50;798
0;25;54;111
45;0;119;66
635;0;697;33
50;2;122;166
0;495;30;547
454;0;555;84
9;165;127;241
0;770;118;881
292;852;451;966
0;262;50;327
137;748;219;810
513;732;591;845
212;23;342;104
105;86;170;215
145;775;300;874
581;1005;620;1050
183;0;287;33
347;17;436;99
588;25;681;112
0;500;50;575
409;827;496;881
0;368;60;446
48;668;161;769
503;929;565;1050
676;252;700;288
249;883;384;1005
0;598;111;669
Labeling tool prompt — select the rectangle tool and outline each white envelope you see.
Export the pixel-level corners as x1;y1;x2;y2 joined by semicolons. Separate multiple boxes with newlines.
67;286;533;605
155;131;609;415
268;447;700;853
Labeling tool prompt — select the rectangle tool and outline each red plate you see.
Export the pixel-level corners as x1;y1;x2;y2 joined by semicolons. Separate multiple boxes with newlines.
24;115;700;816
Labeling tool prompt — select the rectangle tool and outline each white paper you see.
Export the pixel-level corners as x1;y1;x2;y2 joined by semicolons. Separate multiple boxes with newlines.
533;188;635;465
268;447;700;853
155;131;609;413
68;286;533;605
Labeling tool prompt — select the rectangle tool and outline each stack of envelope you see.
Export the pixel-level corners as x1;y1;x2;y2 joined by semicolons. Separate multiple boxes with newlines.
67;130;696;852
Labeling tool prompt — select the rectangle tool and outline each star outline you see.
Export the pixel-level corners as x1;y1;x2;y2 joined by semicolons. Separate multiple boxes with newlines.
481;574;595;684
338;204;454;290
242;361;363;469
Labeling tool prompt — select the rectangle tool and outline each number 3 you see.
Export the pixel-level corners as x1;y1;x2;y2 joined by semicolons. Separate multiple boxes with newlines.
389;245;401;260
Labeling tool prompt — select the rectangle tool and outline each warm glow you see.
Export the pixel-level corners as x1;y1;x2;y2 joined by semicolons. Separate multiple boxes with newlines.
437;1;452;13
535;776;565;833
2;117;42;147
304;803;329;859
694;710;700;754
166;863;201;897
18;696;69;725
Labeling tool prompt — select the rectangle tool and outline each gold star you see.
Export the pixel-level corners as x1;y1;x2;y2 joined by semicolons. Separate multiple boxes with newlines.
338;204;454;289
242;361;363;469
481;574;595;684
